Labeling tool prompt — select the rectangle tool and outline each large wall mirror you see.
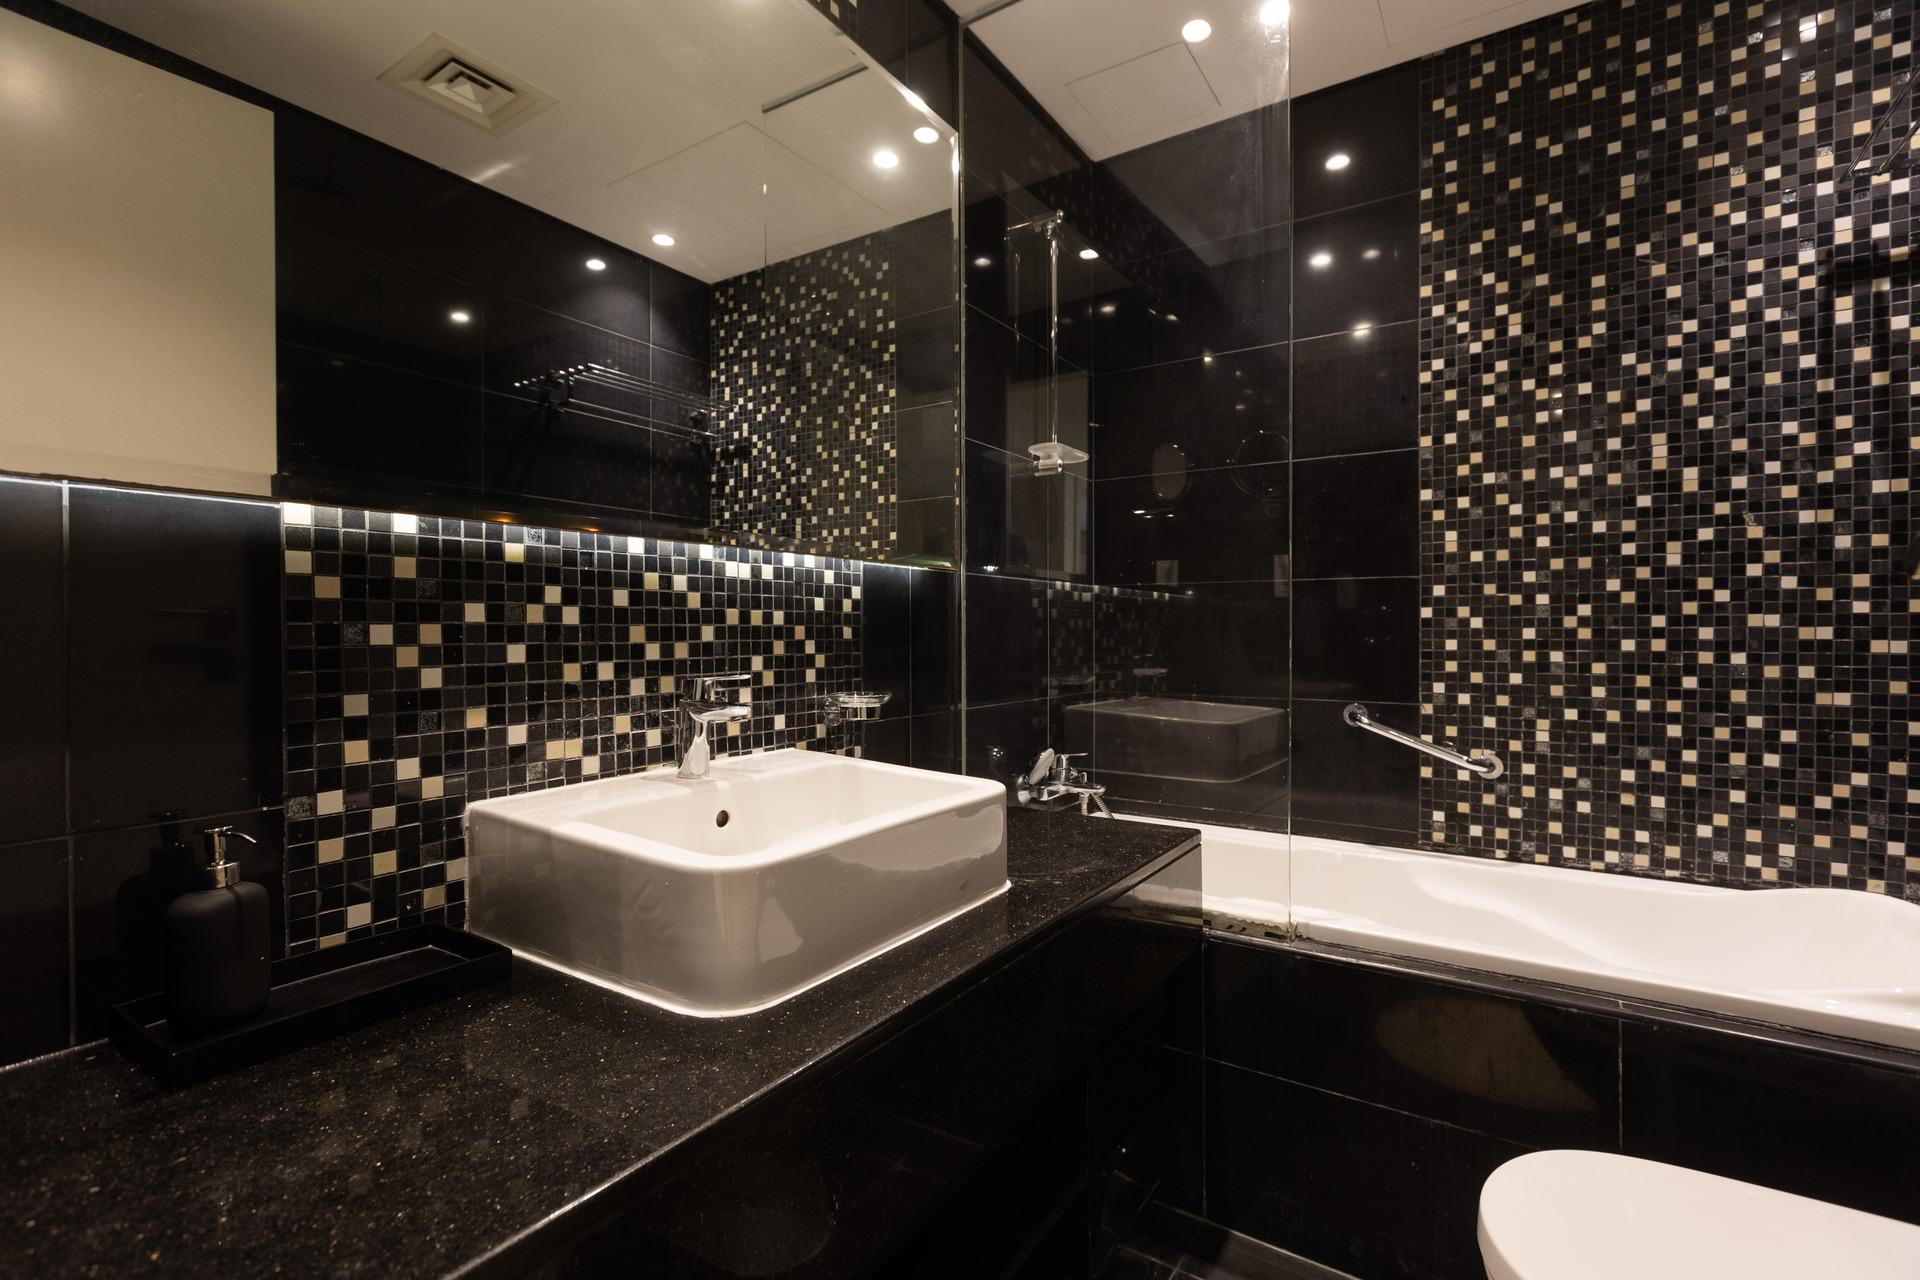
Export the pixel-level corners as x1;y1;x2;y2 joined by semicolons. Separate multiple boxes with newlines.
6;0;960;566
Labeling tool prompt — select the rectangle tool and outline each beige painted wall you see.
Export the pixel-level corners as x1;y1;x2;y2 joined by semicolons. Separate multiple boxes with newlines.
0;9;275;496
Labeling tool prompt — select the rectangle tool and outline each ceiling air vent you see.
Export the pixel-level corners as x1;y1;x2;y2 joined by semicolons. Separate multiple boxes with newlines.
377;34;554;137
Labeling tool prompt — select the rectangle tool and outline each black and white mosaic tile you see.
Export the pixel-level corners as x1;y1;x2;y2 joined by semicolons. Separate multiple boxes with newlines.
711;234;899;561
1419;0;1918;894
280;502;863;951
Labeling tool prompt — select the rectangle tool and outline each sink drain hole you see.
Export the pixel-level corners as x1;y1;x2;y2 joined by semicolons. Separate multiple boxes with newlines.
715;810;730;828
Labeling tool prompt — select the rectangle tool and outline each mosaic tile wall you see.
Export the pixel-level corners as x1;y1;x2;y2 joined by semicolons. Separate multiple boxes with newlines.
1420;0;1918;894
280;503;861;951
711;233;899;561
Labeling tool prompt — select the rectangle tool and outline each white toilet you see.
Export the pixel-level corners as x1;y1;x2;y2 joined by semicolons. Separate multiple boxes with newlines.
1478;1150;1920;1280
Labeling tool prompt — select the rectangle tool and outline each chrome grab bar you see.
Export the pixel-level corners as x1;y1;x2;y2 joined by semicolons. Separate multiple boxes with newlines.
1342;704;1503;780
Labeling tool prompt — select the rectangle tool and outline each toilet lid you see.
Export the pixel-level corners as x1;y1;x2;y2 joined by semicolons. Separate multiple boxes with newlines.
1478;1150;1920;1280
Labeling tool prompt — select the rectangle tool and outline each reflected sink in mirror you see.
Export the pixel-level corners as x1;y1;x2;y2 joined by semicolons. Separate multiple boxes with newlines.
465;750;1008;1015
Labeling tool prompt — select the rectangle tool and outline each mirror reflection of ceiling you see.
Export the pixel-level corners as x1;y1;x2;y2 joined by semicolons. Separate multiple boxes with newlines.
963;0;1589;159
64;0;955;282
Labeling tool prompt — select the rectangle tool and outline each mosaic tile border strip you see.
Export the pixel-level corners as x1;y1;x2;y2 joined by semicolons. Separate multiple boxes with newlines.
712;233;899;561
280;502;863;951
1418;0;1917;895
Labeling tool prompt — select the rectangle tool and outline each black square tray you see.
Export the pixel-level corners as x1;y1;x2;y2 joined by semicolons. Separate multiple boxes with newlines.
106;925;511;1087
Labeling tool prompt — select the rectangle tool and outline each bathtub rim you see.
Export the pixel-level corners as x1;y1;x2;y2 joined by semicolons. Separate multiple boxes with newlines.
1110;808;1920;1061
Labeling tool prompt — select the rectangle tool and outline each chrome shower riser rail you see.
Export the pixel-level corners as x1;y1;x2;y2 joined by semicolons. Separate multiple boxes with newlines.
1342;704;1503;779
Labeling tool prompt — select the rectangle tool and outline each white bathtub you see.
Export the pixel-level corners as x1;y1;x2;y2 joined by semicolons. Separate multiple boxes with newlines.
1118;815;1920;1053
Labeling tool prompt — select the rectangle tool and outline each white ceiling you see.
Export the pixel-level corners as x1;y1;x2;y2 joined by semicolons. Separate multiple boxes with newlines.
65;0;955;281
964;0;1590;161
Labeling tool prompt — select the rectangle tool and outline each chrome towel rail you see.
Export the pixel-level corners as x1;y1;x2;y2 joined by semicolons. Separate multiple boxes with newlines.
1343;704;1503;779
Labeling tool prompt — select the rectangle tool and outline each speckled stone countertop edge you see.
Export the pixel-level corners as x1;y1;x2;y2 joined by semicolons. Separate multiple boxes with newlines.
454;821;1201;1278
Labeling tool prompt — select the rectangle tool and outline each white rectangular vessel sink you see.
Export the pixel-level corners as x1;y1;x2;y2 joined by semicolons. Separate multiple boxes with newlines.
464;749;1008;1016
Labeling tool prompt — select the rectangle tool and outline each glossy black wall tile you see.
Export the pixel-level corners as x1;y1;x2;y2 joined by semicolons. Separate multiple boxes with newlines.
275;109;487;283
0;839;70;1064
1096;465;1288;587
893;209;958;322
270;84;712;531
1292;451;1417;579
1089;225;1294;376
965;697;1049;783
1207;942;1620;1152
1290;66;1418;219
0;480;66;845
899;404;959;502
277;345;488;500
1292;578;1418;703
1621;1019;1920;1224
909;568;957;716
965;572;1051;706
648;264;710;361
1290;195;1417;341
1100;105;1289;248
965;440;1089;581
1289;697;1420;841
480;393;655;516
481;195;651;340
1093;345;1291;481
964;308;1053;455
1197;938;1920;1278
0;482;286;1069
1205;1059;1526;1280
862;564;913;717
276;234;484;386
67;487;282;831
1291;322;1416;460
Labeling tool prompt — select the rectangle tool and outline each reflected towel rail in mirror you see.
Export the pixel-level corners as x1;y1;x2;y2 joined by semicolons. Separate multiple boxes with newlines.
1343;703;1503;779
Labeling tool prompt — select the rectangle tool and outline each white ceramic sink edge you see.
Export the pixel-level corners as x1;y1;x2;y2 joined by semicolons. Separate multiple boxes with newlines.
464;749;1010;1017
517;877;1011;1019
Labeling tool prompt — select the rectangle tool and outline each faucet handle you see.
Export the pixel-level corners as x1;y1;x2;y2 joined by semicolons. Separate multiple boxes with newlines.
1021;747;1057;788
689;673;751;701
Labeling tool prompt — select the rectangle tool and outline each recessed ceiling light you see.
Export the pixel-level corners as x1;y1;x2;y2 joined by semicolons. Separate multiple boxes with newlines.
1325;152;1352;171
584;257;607;271
973;256;992;267
1079;247;1099;260
448;309;471;325
1259;0;1290;25
1099;303;1117;315
1182;18;1212;42
1362;247;1381;259
872;148;900;170
1351;322;1373;337
1309;251;1333;268
913;126;939;145
651;233;675;248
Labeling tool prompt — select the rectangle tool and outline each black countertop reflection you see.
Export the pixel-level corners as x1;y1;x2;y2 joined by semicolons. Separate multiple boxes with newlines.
0;809;1197;1280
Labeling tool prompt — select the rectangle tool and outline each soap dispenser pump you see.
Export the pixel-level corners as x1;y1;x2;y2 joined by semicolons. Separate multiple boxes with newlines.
163;825;271;1036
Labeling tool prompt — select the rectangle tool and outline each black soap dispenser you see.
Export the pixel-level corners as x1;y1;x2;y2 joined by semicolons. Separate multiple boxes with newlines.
164;825;271;1036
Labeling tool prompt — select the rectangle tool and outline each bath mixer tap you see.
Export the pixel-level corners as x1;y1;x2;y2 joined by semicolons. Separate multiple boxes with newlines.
676;673;752;779
1014;748;1112;817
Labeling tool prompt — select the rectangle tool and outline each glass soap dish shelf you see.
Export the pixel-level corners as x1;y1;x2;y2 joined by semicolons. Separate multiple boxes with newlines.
824;690;891;722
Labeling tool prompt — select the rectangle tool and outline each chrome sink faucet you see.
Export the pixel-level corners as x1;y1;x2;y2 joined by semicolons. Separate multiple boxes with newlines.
676;673;752;779
1014;748;1112;818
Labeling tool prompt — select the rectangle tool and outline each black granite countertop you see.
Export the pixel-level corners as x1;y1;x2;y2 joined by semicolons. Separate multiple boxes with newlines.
0;809;1197;1279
